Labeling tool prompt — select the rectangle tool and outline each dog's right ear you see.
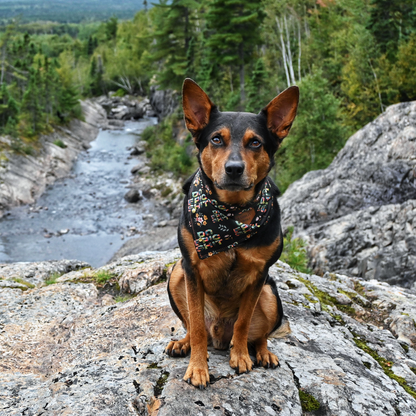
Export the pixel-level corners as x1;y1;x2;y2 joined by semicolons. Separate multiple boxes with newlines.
182;78;214;140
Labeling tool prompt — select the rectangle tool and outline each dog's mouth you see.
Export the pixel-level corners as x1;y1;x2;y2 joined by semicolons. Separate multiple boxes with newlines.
214;180;254;192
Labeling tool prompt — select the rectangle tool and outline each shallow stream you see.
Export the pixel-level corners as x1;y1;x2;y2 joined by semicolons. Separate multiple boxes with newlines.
0;119;169;267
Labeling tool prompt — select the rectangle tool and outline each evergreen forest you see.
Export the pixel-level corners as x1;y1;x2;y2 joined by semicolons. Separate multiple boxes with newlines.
1;0;416;190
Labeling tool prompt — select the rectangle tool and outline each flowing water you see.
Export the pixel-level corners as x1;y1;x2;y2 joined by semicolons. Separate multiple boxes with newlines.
0;119;170;267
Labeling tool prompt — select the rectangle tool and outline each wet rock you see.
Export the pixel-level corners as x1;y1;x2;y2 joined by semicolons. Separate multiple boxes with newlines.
124;189;142;203
108;119;125;128
279;101;416;287
130;141;147;155
1;250;416;415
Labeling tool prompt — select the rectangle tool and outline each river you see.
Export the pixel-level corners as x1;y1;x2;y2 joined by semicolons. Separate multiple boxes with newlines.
0;119;171;267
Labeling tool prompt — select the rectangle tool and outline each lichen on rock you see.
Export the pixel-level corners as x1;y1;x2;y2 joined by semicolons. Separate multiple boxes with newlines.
1;249;416;414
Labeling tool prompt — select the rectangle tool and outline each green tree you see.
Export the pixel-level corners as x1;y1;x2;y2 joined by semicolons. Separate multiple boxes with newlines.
20;67;43;136
389;34;416;101
149;0;199;90
275;70;349;191
245;58;269;113
367;0;416;59
105;16;118;41
205;0;265;103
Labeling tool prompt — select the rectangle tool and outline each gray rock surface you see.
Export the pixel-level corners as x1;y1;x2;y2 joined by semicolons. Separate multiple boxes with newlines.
149;86;179;119
95;95;156;120
279;101;416;287
0;100;107;217
2;249;416;415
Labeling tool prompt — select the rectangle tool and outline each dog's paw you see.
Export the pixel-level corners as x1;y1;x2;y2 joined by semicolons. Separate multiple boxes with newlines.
256;349;280;369
183;361;210;389
229;349;253;374
165;338;190;357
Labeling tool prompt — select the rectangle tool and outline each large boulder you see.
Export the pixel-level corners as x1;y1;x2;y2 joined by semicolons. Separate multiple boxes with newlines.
279;101;416;287
149;86;179;119
2;249;416;415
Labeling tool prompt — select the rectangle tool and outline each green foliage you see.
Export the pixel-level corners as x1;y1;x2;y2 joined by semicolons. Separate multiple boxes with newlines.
280;227;310;274
204;0;265;104
245;58;269;113
353;334;416;400
275;70;349;192
115;294;134;302
1;0;415;190
53;139;67;149
298;389;321;412
148;0;199;91
141;113;197;178
94;270;114;284
390;34;416;101
367;0;416;59
45;272;61;285
12;277;35;289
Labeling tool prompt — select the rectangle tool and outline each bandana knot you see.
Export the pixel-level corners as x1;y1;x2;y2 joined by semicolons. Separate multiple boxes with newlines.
188;169;274;259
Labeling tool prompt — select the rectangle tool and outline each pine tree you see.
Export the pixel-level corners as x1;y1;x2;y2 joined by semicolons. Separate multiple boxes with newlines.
204;0;265;103
149;0;199;90
367;0;416;59
21;68;43;136
245;58;268;113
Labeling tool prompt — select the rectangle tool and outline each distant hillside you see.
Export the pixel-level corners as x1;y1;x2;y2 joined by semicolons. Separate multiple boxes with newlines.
0;0;145;24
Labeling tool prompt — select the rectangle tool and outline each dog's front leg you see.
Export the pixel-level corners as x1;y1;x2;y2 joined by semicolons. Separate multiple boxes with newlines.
229;278;264;374
183;265;209;389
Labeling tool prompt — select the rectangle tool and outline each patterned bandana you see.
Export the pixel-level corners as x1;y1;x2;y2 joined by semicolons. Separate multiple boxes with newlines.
187;169;274;259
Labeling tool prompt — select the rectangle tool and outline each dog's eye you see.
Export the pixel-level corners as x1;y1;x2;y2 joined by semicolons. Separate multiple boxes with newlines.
211;136;222;145
250;139;262;148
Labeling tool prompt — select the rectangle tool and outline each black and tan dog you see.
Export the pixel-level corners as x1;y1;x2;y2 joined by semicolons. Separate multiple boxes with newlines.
166;78;299;389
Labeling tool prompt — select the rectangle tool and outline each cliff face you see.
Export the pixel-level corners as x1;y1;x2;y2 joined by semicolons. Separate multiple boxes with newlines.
2;249;416;415
279;101;416;287
0;100;107;218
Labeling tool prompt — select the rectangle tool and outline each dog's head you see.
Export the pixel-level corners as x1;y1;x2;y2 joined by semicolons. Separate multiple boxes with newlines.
182;78;299;202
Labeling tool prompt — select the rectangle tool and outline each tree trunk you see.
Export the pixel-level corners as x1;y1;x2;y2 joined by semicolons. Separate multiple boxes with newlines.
276;17;291;88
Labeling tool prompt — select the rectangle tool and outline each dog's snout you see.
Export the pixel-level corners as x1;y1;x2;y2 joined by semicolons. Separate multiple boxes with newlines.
225;160;245;179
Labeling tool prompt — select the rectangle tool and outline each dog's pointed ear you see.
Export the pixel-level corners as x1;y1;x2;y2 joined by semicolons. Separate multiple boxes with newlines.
262;86;299;144
182;78;214;139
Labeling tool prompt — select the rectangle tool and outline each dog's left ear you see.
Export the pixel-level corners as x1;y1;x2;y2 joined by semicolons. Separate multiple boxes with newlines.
182;78;214;140
262;86;299;144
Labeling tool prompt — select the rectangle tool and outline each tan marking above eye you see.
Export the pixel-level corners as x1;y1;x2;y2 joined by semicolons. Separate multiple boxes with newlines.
210;128;231;146
242;129;263;147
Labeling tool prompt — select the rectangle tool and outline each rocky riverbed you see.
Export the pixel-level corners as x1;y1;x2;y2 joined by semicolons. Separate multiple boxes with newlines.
2;249;416;415
0;100;107;217
279;101;416;288
0;94;183;267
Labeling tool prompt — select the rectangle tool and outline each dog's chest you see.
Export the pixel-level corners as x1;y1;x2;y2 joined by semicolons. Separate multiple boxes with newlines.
198;248;265;298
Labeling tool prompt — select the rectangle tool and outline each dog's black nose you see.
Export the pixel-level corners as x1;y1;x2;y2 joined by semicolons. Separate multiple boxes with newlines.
225;161;245;179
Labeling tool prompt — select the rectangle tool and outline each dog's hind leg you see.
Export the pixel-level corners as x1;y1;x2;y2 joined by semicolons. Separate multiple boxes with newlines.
248;282;283;369
166;260;191;357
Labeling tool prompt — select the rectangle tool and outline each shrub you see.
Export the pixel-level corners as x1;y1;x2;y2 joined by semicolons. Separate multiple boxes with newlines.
53;139;67;148
280;227;310;273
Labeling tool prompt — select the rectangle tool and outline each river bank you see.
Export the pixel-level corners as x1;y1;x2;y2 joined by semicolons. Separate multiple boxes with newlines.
0;118;182;267
0;94;183;267
0;100;107;218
